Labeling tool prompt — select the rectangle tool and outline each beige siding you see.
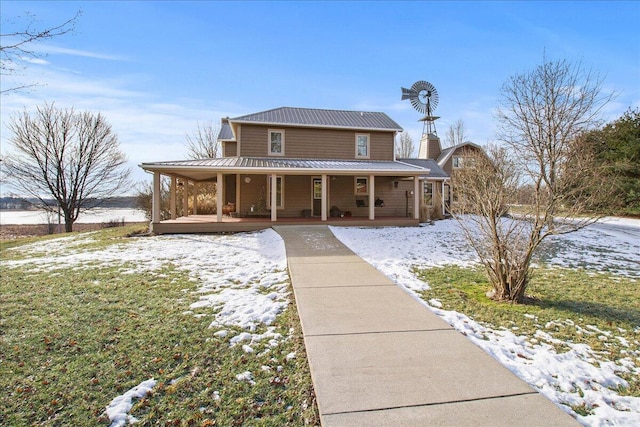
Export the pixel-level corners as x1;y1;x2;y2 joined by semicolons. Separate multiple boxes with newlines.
326;176;416;218
428;138;441;159
223;141;237;157
238;124;395;160
234;173;414;218
443;145;483;174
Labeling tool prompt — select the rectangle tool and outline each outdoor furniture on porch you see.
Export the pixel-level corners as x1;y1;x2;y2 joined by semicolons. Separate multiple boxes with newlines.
222;202;236;215
355;198;385;208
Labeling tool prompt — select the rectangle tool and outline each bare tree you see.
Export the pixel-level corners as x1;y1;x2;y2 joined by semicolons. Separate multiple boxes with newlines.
444;119;468;148
452;57;614;303
186;121;220;159
3;103;131;232
1;10;81;94
395;131;415;158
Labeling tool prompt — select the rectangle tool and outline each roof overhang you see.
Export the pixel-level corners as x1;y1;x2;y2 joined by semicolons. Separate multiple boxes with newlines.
437;142;484;167
140;157;428;182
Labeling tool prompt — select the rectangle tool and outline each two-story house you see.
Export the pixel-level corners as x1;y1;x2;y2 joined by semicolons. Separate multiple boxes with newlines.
140;107;433;233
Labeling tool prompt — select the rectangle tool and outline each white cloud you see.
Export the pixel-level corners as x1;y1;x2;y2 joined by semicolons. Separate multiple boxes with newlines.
31;44;127;61
18;56;50;65
0;61;232;186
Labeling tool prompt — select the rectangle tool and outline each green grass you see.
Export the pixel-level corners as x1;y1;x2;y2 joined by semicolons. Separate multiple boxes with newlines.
0;227;319;426
415;265;640;401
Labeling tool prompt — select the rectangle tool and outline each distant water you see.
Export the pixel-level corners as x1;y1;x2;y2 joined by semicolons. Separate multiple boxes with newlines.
0;208;147;225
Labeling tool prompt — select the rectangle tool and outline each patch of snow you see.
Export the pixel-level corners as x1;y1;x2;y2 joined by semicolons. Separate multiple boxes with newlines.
4;229;291;347
428;298;443;308
0;208;147;225
105;378;156;427
235;371;255;385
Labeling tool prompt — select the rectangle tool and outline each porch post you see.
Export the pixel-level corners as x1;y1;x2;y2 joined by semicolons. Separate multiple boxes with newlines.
235;174;241;216
413;176;420;220
152;171;161;224
368;174;375;220
321;174;328;221
442;181;446;217
170;176;177;220
183;180;189;217
193;183;198;215
270;173;277;222
216;173;223;223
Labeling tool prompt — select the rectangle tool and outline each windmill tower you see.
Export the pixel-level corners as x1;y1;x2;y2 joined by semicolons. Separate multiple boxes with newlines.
401;80;441;159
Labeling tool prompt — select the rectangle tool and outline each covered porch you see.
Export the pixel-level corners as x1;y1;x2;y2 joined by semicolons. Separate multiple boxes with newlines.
140;157;429;234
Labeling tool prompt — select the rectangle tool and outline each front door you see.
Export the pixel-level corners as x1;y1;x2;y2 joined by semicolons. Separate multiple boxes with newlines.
312;178;322;216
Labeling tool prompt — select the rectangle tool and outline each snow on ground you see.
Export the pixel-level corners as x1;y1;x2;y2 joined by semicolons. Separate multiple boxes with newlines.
104;379;157;427
4;217;639;425
3;229;291;424
0;208;147;225
330;219;640;426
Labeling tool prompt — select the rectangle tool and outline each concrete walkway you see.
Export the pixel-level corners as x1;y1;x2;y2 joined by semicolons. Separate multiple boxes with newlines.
274;225;578;427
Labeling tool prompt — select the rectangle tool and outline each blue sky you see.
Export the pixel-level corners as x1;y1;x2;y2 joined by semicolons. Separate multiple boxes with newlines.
1;1;639;184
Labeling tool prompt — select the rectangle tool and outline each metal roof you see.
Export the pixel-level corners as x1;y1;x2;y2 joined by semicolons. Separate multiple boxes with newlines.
230;107;403;132
143;156;426;171
217;120;234;141
141;156;428;181
436;142;483;167
397;158;449;179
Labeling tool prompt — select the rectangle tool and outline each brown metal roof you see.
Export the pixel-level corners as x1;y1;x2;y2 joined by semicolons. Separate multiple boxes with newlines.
230;107;403;132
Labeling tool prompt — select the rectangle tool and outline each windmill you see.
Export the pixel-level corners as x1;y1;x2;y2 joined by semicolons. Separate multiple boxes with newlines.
401;80;440;137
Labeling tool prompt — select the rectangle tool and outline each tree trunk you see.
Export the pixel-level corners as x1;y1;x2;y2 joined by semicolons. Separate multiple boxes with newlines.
64;215;74;232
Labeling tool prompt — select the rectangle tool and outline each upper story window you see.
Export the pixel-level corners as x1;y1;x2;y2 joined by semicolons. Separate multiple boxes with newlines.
355;134;370;159
269;129;284;156
452;156;463;168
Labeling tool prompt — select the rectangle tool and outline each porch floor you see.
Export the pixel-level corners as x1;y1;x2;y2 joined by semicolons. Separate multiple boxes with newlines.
152;214;420;234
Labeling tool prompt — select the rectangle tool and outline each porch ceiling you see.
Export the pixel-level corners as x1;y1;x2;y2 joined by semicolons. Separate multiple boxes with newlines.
140;157;429;182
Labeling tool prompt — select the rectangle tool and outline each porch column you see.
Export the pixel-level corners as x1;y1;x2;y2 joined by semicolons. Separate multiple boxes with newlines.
321;174;328;221
216;173;223;223
368;174;375;220
182;180;189;217
235;174;241;217
152;171;161;223
414;176;420;220
193;183;198;215
442;181;446;217
270;173;277;222
170;176;177;220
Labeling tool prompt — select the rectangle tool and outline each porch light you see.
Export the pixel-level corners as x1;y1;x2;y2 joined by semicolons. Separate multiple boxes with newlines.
244;177;251;184
394;181;399;189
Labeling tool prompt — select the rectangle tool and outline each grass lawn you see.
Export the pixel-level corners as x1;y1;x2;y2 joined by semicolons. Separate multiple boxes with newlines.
0;226;319;426
415;264;640;414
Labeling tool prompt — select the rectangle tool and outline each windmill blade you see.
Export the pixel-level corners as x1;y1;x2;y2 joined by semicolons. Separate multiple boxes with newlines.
401;87;417;100
410;97;427;114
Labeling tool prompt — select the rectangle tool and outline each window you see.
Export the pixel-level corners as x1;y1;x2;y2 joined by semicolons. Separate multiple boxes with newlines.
267;176;284;209
269;130;284;156
423;182;433;206
355;177;368;195
313;179;322;200
355;134;369;158
452;156;463;168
